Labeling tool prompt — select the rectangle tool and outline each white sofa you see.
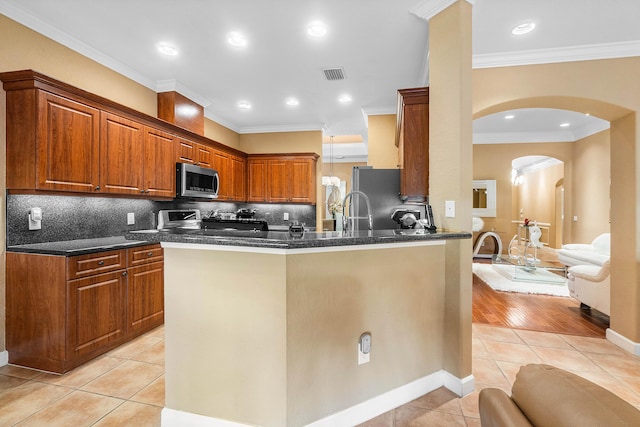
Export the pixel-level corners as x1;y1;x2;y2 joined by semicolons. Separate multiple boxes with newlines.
557;233;610;267
567;261;611;316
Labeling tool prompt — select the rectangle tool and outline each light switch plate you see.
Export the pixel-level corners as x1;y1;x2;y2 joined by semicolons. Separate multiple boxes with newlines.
445;200;455;218
127;212;135;225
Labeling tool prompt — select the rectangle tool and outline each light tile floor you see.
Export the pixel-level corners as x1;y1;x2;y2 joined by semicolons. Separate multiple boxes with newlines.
1;324;639;426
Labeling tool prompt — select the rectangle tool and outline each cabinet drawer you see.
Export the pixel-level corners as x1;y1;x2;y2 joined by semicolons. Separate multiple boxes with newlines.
128;244;163;266
67;250;126;279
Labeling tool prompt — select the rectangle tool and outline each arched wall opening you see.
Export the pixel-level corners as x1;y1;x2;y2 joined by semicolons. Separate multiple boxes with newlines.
472;71;639;348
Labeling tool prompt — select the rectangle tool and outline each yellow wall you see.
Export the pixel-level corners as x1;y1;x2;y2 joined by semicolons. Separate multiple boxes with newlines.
368;114;399;168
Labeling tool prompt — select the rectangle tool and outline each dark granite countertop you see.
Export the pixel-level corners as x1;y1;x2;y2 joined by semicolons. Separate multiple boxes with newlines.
125;228;471;250
7;236;151;256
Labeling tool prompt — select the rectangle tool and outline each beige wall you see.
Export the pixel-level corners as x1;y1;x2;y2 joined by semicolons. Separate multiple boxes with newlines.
164;243;446;426
368;114;399;168
516;162;564;248
473;131;611;249
474;142;574;248
429;0;473;380
572;130;611;242
473;57;640;343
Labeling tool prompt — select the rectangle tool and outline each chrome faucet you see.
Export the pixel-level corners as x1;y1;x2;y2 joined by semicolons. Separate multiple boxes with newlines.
341;191;373;232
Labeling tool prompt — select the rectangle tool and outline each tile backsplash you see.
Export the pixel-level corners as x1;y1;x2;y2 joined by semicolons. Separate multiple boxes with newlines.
6;194;316;246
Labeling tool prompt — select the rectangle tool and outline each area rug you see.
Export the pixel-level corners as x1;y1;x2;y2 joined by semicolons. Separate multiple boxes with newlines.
472;262;570;297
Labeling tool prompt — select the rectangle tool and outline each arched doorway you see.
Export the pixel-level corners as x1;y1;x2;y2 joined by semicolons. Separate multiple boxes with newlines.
473;91;638;351
511;155;564;249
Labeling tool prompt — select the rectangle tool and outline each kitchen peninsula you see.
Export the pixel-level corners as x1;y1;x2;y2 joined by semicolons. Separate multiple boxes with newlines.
126;229;472;427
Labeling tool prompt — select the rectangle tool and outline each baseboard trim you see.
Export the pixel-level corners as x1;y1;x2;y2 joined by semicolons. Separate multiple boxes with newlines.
0;351;8;367
606;328;640;355
161;370;475;427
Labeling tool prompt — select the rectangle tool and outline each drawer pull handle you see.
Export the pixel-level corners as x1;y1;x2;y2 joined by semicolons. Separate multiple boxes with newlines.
147;252;153;257
98;260;105;266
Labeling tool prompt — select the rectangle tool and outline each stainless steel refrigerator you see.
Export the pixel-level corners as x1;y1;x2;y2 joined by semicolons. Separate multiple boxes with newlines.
349;167;406;230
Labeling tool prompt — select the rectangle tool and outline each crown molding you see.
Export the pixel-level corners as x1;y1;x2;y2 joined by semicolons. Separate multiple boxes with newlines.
0;2;157;91
235;123;326;135
473;40;640;69
410;0;475;21
156;79;212;108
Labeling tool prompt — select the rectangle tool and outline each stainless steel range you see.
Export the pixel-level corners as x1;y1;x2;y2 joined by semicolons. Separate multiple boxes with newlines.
157;209;268;232
157;209;202;230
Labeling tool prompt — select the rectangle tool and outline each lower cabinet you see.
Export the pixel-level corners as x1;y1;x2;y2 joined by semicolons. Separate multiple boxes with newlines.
6;244;164;373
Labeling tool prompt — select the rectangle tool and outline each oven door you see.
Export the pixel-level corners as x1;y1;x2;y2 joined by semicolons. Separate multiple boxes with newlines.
177;163;219;199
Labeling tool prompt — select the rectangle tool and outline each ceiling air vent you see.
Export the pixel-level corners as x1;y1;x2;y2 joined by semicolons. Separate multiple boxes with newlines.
322;67;346;81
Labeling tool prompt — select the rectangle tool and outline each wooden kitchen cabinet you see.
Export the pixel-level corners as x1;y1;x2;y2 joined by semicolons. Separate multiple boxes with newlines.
6;244;164;373
268;155;317;203
100;112;176;197
176;137;213;168
230;155;247;201
5;89;101;192
247;158;268;202
212;150;246;201
396;87;429;202
127;245;164;334
247;154;318;204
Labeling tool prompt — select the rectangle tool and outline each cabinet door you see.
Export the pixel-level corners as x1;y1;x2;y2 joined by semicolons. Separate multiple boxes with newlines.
176;137;196;164
213;150;230;200
196;144;213;168
230;155;246;201
100;112;145;194
144;127;176;197
289;158;315;203
267;159;289;203
36;91;100;192
67;271;127;359
127;262;164;335
247;159;268;202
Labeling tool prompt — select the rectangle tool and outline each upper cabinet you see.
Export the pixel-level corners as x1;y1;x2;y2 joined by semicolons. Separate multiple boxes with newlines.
396;87;429;203
175;137;213;168
99;112;177;197
1;70;315;204
8;90;101;192
248;154;318;204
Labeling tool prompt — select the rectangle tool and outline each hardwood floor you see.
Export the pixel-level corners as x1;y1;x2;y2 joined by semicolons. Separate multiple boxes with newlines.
472;248;610;338
472;275;609;337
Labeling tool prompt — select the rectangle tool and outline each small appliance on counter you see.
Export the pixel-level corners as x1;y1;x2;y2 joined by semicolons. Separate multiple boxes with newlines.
391;208;421;229
288;221;305;238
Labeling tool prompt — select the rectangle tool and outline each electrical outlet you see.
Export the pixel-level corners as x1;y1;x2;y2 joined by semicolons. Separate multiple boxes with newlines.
358;332;371;365
127;212;135;225
445;200;455;218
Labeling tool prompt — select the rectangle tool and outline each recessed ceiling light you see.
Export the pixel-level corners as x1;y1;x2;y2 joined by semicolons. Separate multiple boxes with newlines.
307;21;327;38
504;114;515;119
237;101;252;110
512;21;536;36
227;32;248;48
285;97;299;107
338;94;352;104
157;42;178;56
560;122;571;127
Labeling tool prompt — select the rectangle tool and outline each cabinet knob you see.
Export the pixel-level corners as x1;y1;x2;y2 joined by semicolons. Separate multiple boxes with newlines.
95;185;100;191
140;189;145;193
98;260;105;266
122;271;128;276
147;252;153;257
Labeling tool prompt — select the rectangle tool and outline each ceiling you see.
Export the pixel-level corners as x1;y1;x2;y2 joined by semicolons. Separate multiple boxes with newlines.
3;0;640;162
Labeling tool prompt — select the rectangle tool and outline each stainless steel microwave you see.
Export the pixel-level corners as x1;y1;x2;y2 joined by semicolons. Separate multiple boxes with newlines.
176;163;219;199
